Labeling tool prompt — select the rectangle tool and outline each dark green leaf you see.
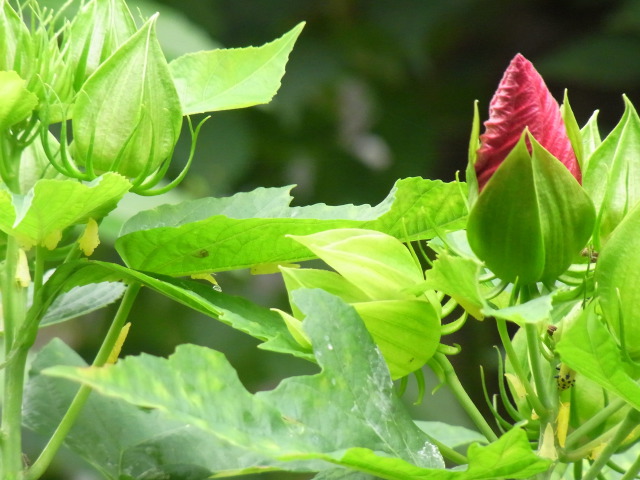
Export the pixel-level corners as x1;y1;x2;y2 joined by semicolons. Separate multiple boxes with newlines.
39;280;126;327
45;289;444;475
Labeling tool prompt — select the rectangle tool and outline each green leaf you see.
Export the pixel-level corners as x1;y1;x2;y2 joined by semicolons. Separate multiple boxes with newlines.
424;252;485;320
45;289;445;476
116;177;468;275
39;280;126;327
169;22;304;114
583;96;640;247
280;230;442;379
0;173;130;249
289;229;424;301
312;470;376;480
555;305;640;411
24;338;283;479
281;267;369;318
51;260;311;361
24;339;186;479
0;70;38;130
483;294;554;325
415;421;486;450
595;201;640;360
287;427;549;480
72;15;182;177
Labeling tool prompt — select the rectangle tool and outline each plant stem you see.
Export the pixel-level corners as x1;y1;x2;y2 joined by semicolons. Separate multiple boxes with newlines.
524;323;551;416
620;450;640;480
495;318;546;416
564;397;626;451
582;408;640;480
32;246;46;300
25;282;141;480
1;235;29;480
429;353;498;442
424;434;468;465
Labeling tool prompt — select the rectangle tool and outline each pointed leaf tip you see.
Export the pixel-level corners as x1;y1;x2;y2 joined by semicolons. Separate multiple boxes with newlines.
475;54;580;190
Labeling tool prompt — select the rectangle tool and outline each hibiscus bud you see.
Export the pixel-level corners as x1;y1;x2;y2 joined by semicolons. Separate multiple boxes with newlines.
474;53;580;191
71;16;182;180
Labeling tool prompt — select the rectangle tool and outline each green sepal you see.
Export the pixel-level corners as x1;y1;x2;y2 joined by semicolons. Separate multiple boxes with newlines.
583;95;640;248
467;134;543;284
0;2;33;76
561;90;585;171
580;110;601;165
64;0;137;91
531;136;595;282
0;70;38;131
595;201;640;360
465;100;480;206
72;15;182;178
467;134;594;284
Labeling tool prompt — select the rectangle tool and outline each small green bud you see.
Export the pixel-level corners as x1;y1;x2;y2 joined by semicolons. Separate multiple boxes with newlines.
0;70;38;131
64;0;137;91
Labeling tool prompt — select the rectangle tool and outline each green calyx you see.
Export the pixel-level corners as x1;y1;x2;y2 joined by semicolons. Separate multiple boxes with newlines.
467;133;595;285
71;15;182;180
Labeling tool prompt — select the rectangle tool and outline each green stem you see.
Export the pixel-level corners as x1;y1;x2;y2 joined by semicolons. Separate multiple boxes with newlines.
524;323;552;416
425;434;468;465
429;353;498;442
564;398;626;451
620;451;640;480
25;282;141;480
32;246;46;300
582;408;640;480
495;318;546;416
0;134;22;193
1;236;29;480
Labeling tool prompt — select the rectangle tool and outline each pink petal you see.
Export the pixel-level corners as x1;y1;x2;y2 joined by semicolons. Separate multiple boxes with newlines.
475;54;581;190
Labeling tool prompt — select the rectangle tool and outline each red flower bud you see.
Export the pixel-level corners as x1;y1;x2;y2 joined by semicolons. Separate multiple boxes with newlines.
475;54;580;190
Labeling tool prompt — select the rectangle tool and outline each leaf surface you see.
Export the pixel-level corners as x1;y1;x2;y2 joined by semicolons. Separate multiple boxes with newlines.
169;23;304;114
116;178;467;275
0;174;130;248
45;289;445;475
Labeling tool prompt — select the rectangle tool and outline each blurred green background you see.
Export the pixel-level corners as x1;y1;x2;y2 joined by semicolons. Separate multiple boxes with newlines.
31;0;640;478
